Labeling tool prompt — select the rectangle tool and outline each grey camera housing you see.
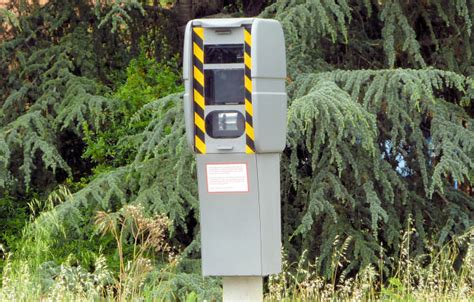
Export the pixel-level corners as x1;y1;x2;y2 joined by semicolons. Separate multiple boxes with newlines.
183;18;287;276
183;18;286;154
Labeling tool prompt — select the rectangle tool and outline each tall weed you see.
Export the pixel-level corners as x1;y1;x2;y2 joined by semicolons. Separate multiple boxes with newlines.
266;225;473;301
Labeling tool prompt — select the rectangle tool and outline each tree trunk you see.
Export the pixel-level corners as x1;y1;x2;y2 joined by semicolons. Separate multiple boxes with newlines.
241;0;266;16
193;0;223;18
174;0;193;26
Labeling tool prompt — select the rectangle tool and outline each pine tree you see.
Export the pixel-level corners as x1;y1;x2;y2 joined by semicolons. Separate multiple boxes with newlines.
262;0;473;278
0;0;179;195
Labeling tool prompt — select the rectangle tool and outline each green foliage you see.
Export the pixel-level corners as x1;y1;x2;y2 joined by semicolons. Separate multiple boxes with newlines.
3;93;202;296
0;1;131;193
0;8;19;30
261;0;353;74
263;0;474;281
82;47;182;167
1;0;473;300
96;0;145;33
285;68;472;277
114;47;182;111
262;0;474;75
0;0;181;194
380;1;425;68
0;1;188;297
0;196;28;272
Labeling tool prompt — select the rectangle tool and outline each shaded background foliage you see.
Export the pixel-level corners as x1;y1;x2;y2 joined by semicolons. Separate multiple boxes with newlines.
0;0;473;299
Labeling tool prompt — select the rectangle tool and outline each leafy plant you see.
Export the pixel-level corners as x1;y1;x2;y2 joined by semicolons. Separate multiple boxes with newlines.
81;46;182;167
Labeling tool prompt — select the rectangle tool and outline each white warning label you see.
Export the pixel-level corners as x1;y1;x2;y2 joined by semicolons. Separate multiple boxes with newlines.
206;163;249;193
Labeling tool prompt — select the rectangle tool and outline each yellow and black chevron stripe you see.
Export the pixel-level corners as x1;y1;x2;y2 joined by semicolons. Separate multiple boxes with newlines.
244;25;255;154
192;27;206;154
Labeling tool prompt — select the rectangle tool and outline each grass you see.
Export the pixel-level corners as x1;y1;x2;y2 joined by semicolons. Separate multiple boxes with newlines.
1;203;472;301
266;227;473;301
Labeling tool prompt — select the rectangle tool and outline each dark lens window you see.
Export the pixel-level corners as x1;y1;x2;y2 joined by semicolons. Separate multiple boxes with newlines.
204;44;244;64
205;69;244;105
206;111;245;139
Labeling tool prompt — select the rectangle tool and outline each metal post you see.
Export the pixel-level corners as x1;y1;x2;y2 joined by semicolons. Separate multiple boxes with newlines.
223;276;263;302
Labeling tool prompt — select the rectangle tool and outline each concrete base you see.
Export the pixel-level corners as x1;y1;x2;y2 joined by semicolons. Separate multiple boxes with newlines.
223;276;263;302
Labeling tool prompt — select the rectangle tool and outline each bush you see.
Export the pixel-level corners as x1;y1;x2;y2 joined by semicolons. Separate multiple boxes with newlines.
82;46;183;168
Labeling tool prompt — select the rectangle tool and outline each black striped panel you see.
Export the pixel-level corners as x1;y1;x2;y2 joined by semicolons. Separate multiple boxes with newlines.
193;27;206;154
244;25;255;154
